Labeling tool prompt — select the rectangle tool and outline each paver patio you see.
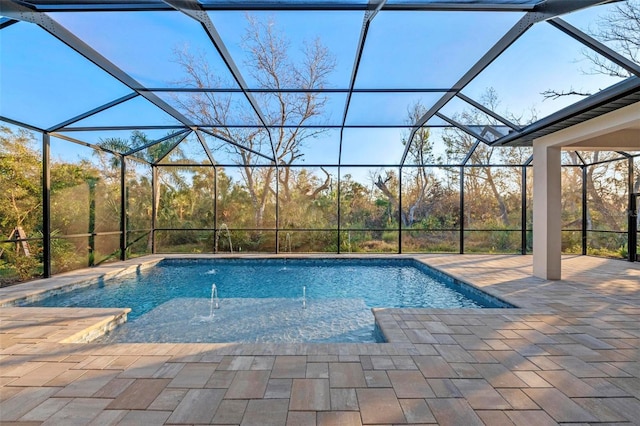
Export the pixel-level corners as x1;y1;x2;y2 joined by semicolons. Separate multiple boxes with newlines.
1;254;639;425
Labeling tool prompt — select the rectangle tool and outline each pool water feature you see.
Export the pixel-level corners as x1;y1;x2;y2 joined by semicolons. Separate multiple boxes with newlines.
22;258;512;343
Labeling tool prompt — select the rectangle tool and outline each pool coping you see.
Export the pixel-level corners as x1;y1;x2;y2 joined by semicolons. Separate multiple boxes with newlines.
0;254;522;344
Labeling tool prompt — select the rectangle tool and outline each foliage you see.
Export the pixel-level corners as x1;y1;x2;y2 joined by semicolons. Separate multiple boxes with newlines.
0;127;42;233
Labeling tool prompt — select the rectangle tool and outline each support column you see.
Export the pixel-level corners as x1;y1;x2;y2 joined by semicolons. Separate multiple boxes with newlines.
120;156;127;261
533;144;562;280
42;133;51;278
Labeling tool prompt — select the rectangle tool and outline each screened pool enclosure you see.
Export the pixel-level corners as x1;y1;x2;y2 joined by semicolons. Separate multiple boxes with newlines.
1;0;639;284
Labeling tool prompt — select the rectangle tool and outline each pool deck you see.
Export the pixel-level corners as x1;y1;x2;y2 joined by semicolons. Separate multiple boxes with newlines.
1;254;640;425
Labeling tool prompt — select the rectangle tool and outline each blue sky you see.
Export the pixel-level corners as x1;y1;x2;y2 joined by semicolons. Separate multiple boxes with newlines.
0;2;629;171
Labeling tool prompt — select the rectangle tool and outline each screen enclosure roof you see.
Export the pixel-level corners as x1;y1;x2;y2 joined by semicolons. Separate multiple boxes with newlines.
1;0;639;166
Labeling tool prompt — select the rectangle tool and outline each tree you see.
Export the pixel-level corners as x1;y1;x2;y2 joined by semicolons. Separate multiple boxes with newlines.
172;15;336;227
373;102;442;227
97;130;189;250
0;127;41;236
443;89;532;228
543;0;639;99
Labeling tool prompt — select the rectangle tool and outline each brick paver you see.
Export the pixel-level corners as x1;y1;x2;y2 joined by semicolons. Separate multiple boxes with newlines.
1;254;639;424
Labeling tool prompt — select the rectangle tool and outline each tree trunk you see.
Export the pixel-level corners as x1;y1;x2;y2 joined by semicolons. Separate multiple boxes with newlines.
374;175;407;227
485;168;509;226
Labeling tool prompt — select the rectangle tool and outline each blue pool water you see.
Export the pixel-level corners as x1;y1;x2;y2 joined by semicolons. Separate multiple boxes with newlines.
24;258;511;343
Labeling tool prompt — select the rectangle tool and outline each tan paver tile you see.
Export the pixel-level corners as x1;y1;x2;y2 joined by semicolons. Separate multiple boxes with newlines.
547;343;600;358
595;362;634;378
412;356;456;378
19;397;72;421
391;355;418;370
573;397;631;422
496;388;539;410
167;363;215;388
434;345;475;363
0;385;24;402
514;329;557;344
426;398;483;426
316;411;362;426
426;378;463;398
272;356;307;379
106;378;170;410
536;370;599;397
569;333;617;350
55;370;119;397
421;321;453;335
413;344;438;355
505;410;557;426
356;388;405;424
528;356;562;370
329;363;366;388
74;355;119;370
473;363;528;388
550;356;607;378
405;329;438;344
148;388;188;411
92;377;135;398
364;370;391;388
387;370;435;398
523;388;598;422
9;362;76;387
452;335;493;351
206;370;236;388
0;356;45;377
370;356;395;370
359;355;373;370
467;350;497;364
86;409;128;425
166;388;226;424
449;362;481;379
330;388;359;411
212;399;248;424
484;339;512;351
451;378;510;410
432;334;457;345
399;398;435;424
290;378;330;411
225;369;270;399
476;410;515;425
117;410;171;425
151;362;185;379
266;378;293;399
106;356;139;370
286;411;316;426
590;396;640;422
43;368;87;387
582;377;630;397
226;355;255;370
488;350;540;371
251;355;275;370
513;370;552;388
241;398;289;426
118;356;171;379
307;363;329;378
40;397;111;426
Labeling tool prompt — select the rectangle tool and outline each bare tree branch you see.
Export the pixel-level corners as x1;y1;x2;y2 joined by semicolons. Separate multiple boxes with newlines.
172;15;336;227
541;88;593;100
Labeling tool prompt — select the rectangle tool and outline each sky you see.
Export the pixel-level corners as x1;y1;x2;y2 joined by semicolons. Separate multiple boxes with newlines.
0;1;631;174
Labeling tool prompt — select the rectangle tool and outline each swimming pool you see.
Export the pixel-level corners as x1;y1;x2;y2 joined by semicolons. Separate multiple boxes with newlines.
23;258;512;343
